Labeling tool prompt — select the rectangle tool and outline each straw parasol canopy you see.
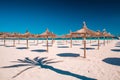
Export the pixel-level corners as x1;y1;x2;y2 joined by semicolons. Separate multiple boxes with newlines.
103;31;110;37
8;33;18;47
20;30;34;38
71;21;96;58
107;32;114;37
40;28;55;37
103;31;113;37
72;22;96;37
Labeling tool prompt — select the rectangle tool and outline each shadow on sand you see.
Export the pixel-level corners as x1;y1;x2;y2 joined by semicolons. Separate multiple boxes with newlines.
90;44;98;46
80;47;95;50
31;49;47;52
58;46;69;48
57;42;63;43
30;44;38;46
5;45;14;47
73;44;81;46
42;45;52;47
57;53;80;57
111;49;120;52
1;57;96;80
115;46;120;47
0;44;4;46
103;57;120;66
16;47;28;49
57;44;65;45
28;42;35;43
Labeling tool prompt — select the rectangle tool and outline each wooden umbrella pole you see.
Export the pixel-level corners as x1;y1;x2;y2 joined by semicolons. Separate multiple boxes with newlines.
34;39;35;43
104;37;105;46
4;37;5;46
70;35;72;48
18;38;20;44
90;38;91;44
82;39;84;44
108;37;109;43
66;37;67;44
107;37;108;44
37;38;38;45
26;38;29;49
13;38;15;47
112;37;113;41
84;34;86;58
46;36;48;52
53;38;55;43
52;37;53;44
110;37;112;42
42;38;43;43
97;37;100;50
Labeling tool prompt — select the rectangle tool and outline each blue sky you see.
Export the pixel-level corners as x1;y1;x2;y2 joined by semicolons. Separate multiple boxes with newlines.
0;0;120;36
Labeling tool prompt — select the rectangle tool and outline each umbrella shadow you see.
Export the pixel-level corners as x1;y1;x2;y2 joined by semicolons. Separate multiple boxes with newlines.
18;43;27;45
30;44;38;46
29;42;35;43
0;44;4;46
57;42;63;44
103;57;120;66
58;46;69;48
57;53;80;57
31;49;47;52
1;57;96;80
115;46;120;47
42;45;52;47
90;44;98;46
73;44;81;46
80;47;95;50
111;49;120;52
16;47;28;49
57;44;65;45
115;42;120;45
91;43;102;46
5;45;14;47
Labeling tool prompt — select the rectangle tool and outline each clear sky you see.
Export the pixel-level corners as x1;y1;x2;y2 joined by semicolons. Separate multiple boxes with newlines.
0;0;120;36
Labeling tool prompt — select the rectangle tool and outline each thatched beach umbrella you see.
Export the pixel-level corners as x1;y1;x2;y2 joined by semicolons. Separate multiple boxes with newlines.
11;32;21;44
0;33;9;46
51;32;57;44
103;32;113;44
64;30;72;47
8;33;17;47
64;30;78;47
34;34;40;45
25;31;34;48
19;30;34;49
107;32;114;42
72;21;96;58
40;28;56;52
102;29;112;45
94;30;103;50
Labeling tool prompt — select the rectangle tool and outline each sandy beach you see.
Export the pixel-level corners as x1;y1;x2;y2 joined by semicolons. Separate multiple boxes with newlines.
0;39;120;80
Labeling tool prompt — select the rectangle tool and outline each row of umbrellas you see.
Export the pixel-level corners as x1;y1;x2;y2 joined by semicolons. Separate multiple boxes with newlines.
63;22;113;58
0;29;57;52
0;22;114;58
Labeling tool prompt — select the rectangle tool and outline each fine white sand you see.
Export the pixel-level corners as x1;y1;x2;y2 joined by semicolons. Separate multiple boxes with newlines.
0;39;120;80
